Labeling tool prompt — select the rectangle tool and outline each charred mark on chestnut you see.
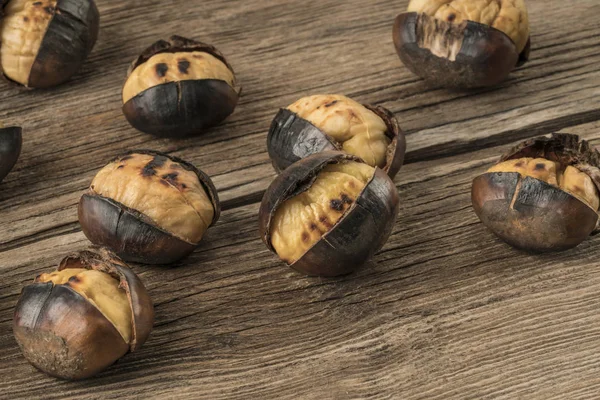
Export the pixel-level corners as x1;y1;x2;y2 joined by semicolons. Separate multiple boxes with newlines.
78;150;221;264
155;63;169;77
0;125;22;183
122;36;241;138
259;151;400;277
393;1;530;88
13;248;154;380
0;0;99;88
267;95;406;179
472;133;600;252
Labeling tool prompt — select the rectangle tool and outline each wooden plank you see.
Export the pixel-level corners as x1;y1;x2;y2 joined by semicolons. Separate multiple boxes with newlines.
1;120;600;399
1;0;600;250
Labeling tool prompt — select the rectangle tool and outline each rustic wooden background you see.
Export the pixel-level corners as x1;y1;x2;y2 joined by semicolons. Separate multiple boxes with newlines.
1;0;599;398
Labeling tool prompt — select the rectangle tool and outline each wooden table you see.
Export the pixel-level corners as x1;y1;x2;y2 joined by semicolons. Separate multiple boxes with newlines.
1;0;599;398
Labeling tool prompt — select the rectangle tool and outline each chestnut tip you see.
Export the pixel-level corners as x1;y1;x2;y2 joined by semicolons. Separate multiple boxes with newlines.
0;126;22;182
472;172;598;252
393;12;527;88
267;104;406;179
13;248;154;380
122;36;240;137
78;150;221;265
259;151;400;277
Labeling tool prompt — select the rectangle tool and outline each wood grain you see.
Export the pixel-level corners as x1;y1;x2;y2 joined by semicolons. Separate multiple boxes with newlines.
1;0;599;398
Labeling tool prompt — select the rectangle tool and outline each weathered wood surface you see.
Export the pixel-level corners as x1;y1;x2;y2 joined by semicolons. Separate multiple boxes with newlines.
1;0;600;398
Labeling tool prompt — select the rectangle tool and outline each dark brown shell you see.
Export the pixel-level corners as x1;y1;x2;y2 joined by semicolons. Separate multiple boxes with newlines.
78;150;221;265
259;151;400;277
267;104;406;179
1;0;99;88
472;133;600;252
393;12;528;88
13;248;154;380
122;36;240;137
472;173;598;252
0;126;22;182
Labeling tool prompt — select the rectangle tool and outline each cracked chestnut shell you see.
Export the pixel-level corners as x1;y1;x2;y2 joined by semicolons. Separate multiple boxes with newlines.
0;0;99;88
267;94;406;179
259;151;400;277
393;0;530;88
78;150;220;264
472;133;600;252
0;124;21;182
122;35;241;137
13;248;154;380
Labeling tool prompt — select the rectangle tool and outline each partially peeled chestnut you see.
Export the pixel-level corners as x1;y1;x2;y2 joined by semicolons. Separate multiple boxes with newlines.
122;36;241;137
259;151;400;277
0;0;99;88
393;0;530;88
78;150;220;264
472;133;600;252
267;94;406;178
0;122;21;182
13;248;154;380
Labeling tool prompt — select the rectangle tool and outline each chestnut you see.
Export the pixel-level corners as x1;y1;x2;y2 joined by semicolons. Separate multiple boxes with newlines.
472;133;600;252
0;123;21;182
259;151;400;277
78;150;220;264
393;0;530;88
13;247;154;380
0;0;99;88
267;94;406;179
122;35;241;137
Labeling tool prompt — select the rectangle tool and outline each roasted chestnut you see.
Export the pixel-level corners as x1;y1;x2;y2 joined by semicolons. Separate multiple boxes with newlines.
472;133;600;252
267;94;406;179
78;150;220;264
13;248;154;380
0;0;99;88
0;122;21;182
393;0;530;88
122;35;241;137
259;151;400;277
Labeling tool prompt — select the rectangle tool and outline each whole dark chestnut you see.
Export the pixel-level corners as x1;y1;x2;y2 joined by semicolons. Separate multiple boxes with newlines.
13;247;154;380
267;94;406;179
122;35;240;137
0;123;22;182
0;0;99;88
472;133;600;252
78;150;220;264
259;151;400;277
393;0;530;88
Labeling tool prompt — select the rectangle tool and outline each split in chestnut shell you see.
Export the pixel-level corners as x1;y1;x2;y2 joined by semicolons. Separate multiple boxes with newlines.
122;35;241;137
0;0;99;88
267;94;406;179
472;133;600;252
0;125;21;182
13;248;154;380
259;151;400;277
78;150;221;264
393;0;531;88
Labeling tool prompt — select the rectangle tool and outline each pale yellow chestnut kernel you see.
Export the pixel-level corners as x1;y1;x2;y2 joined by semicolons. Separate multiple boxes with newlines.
487;157;600;210
271;161;375;264
91;153;215;244
287;95;391;169
122;51;235;103
0;0;57;85
407;0;530;53
38;268;132;343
